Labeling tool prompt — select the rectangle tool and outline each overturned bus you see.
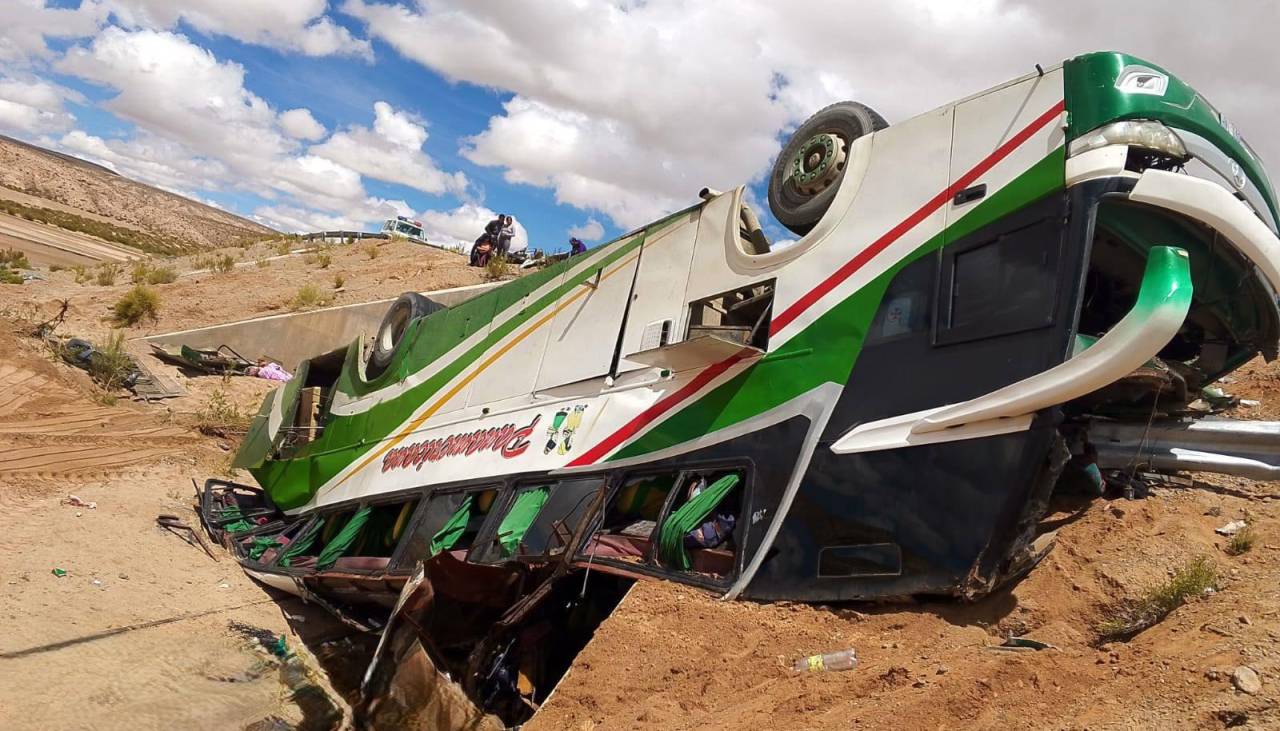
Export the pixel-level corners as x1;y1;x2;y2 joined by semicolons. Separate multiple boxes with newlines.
201;51;1280;724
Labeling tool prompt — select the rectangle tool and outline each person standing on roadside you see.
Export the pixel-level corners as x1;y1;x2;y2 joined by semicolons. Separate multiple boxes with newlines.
496;215;516;258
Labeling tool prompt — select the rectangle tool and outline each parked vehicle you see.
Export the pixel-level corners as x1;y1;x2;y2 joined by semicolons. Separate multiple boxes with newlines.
203;51;1280;724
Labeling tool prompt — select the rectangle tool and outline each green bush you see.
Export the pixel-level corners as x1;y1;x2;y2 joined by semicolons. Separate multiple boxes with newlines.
0;268;22;284
485;255;510;281
112;285;161;326
195;389;250;437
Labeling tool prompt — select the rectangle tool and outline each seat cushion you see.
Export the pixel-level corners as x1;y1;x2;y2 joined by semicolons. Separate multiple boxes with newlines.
328;556;391;572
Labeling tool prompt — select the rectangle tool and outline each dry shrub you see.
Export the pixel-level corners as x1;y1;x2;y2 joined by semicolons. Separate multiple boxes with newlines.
195;389;250;437
290;283;332;311
95;263;120;286
1096;556;1218;643
112;284;161;325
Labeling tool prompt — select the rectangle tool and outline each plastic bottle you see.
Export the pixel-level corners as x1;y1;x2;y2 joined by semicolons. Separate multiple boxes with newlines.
793;648;858;673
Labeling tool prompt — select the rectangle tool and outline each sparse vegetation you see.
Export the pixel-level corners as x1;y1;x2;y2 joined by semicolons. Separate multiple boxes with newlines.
0;248;31;269
1096;556;1218;642
111;284;161;326
131;262;178;285
290;283;332;311
83;331;134;390
332;272;346;289
255;257;271;268
0;198;190;255
0;268;23;284
486;255;511;280
195;389;251;437
71;264;89;284
48;263;66;272
194;252;236;273
95;263;121;286
306;250;332;268
274;239;292;256
1225;526;1257;556
363;243;380;260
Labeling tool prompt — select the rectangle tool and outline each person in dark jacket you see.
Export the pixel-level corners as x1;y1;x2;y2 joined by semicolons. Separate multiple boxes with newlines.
569;237;586;256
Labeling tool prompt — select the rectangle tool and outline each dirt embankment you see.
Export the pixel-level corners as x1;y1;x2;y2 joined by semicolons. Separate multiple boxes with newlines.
10;237;489;345
532;473;1280;731
0;134;274;250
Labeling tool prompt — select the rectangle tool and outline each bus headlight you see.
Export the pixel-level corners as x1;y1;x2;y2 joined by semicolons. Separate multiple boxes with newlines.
1068;120;1188;159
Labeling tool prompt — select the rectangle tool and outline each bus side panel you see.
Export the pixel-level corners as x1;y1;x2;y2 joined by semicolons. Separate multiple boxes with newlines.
742;425;1057;601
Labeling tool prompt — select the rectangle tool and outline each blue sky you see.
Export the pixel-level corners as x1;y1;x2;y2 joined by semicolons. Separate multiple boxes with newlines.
3;2;1278;256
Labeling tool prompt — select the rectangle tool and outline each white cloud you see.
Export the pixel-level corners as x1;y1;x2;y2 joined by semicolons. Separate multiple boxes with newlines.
418;203;528;253
310;101;467;196
104;0;372;59
348;0;1280;232
568;218;604;242
0;76;80;134
280;107;326;141
58;129;231;191
254;196;412;232
0;0;106;64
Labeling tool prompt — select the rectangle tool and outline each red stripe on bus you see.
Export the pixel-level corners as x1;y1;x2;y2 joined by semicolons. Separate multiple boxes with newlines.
566;348;755;467
769;99;1065;335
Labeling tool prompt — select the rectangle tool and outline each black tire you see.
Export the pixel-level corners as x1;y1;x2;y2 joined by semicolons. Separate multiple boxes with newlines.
367;292;441;377
768;101;887;236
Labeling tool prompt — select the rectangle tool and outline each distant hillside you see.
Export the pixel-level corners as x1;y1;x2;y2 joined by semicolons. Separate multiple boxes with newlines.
0;135;276;250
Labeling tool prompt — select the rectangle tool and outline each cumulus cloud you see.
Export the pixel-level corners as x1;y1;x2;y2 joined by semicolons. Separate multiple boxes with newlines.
254;196;413;232
310;101;468;195
58;129;230;191
0;76;80;134
280;108;327;141
348;0;1280;230
418;203;528;252
104;0;372;59
0;0;106;64
568;218;604;242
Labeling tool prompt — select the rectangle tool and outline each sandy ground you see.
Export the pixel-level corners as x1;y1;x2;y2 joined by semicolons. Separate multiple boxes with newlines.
531;476;1280;731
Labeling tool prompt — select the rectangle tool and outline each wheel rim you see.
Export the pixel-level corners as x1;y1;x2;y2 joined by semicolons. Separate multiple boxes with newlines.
378;306;410;355
788;131;848;196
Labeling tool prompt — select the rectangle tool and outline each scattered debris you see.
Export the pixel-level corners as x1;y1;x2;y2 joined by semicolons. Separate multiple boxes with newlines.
1215;709;1250;728
1240;399;1261;408
1216;520;1248;536
1231;666;1262;695
51;568;67;578
156;514;218;561
988;636;1057;652
63;495;97;510
793;648;858;672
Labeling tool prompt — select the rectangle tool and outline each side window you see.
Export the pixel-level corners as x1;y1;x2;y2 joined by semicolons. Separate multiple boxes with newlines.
580;472;680;564
472;479;604;563
396;487;498;566
935;216;1063;345
654;470;743;579
863;255;935;347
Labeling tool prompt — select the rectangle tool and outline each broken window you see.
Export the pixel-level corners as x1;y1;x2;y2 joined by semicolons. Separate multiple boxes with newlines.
397;487;499;564
470;478;604;563
579;468;744;581
653;470;743;579
686;280;775;350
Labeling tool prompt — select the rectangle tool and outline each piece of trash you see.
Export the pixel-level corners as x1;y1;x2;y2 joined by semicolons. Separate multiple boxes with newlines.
218;582;231;589
63;495;97;509
1217;520;1248;536
91;578;104;589
987;636;1057;652
793;648;857;673
1240;399;1261;408
51;568;67;577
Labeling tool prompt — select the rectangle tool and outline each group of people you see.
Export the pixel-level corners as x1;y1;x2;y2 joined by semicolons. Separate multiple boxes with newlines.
468;213;592;268
470;213;515;267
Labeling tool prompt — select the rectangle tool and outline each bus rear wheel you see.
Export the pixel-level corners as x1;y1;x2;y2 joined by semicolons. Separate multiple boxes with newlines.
768;101;887;236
